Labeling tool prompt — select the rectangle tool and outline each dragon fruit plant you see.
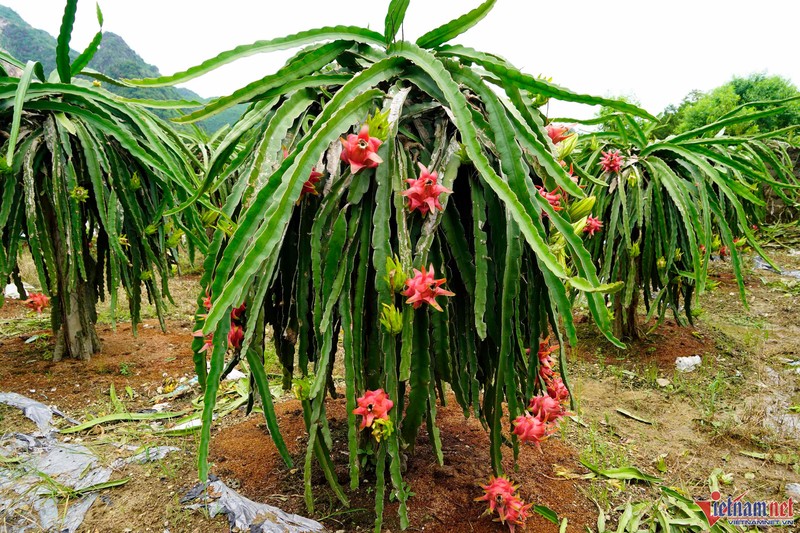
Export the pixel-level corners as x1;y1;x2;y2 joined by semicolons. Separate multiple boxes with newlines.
0;0;203;361
128;0;652;528
565;103;798;339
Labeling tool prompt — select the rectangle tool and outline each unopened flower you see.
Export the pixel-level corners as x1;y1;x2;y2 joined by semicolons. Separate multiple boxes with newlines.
129;172;141;190
371;418;394;442
401;265;455;312
718;246;728;259
584;215;603;236
340;125;383;174
384;254;406;293
557;134;579;160
379;303;403;335
23;293;49;313
292;377;311;400
600;150;623;173
353;389;393;429
200;210;219;228
657;256;667;269
546;124;573;145
401;163;451;216
365;108;390;142
512;413;552;449
166;230;184;248
70;186;89;203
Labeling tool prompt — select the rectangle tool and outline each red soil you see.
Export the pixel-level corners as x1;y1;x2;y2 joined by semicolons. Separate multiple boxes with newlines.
211;396;597;532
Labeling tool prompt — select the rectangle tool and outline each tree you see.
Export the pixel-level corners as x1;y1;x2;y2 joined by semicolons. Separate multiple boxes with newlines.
129;0;652;527
659;74;800;137
0;1;204;361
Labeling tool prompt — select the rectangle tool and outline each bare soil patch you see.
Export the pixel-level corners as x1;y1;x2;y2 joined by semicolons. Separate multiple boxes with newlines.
211;396;597;532
0;319;196;411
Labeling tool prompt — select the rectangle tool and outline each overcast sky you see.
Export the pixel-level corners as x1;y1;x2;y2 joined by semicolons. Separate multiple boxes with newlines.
5;1;800;119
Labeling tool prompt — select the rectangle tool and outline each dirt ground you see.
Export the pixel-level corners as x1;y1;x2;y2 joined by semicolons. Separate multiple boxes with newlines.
0;246;798;532
211;397;595;533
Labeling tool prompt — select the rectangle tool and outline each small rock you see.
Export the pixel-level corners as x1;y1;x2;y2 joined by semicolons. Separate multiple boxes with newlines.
676;355;702;372
656;378;671;387
786;483;800;499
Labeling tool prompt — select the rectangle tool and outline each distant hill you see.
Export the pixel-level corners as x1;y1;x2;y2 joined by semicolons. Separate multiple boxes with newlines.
0;5;242;133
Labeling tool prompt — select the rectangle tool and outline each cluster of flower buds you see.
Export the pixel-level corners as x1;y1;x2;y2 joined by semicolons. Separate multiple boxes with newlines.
365;109;390;142
513;338;571;449
70;186;89;203
475;476;532;533
23;292;50;313
353;389;394;442
379;303;403;335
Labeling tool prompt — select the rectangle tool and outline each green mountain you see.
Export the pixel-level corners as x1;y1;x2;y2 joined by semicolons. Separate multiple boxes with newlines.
0;4;242;132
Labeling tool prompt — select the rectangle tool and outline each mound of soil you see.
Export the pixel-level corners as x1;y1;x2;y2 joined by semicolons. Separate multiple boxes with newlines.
572;317;717;371
211;397;596;532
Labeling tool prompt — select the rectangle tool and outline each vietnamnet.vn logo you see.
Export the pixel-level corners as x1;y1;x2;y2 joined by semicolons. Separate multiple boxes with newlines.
695;491;795;527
